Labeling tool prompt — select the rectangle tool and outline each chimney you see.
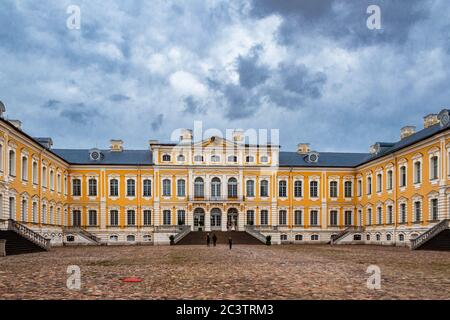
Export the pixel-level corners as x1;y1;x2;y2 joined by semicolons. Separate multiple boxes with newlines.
8;120;22;130
423;114;439;128
179;129;193;143
232;129;244;144
400;126;416;140
110;139;123;152
297;143;311;154
35;137;53;149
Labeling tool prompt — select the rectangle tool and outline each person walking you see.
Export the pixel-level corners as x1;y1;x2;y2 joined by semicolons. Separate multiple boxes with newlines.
206;233;211;247
228;237;233;250
212;233;217;247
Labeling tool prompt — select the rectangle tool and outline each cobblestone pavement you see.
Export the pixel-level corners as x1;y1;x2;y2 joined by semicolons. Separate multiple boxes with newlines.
0;245;449;299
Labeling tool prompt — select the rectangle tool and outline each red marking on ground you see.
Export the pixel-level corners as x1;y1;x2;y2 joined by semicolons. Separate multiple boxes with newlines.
122;277;142;283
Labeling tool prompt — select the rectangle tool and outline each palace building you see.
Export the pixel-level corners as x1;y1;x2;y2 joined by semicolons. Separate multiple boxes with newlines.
0;104;450;250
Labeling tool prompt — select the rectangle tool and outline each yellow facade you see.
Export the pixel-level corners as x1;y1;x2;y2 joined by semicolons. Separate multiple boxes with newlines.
0;110;449;246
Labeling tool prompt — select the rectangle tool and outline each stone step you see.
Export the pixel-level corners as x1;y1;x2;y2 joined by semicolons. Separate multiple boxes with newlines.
177;231;263;245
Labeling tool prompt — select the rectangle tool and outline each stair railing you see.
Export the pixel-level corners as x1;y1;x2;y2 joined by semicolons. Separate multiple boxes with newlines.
173;225;191;244
410;219;450;250
331;226;365;245
64;226;101;243
244;226;267;243
7;219;51;250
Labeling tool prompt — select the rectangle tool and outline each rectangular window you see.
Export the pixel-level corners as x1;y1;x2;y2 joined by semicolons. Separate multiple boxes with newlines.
32;161;38;184
430;156;439;180
400;166;407;187
414;201;421;223
387;206;393;224
260;181;269;197
143;210;152;226
387;170;393;190
21;156;28;181
246;210;254;225
367;208;372;225
278;210;287;225
57;174;61;193
329;181;338;198
329;210;338;226
110;179;119;197
310;210;318;226
431;199;438;221
127;210;136;226
163;210;171;225
260;210;268;225
127;180;136;197
344;181;352;198
310;181;318;198
366;177;372;195
399;203;406;223
294;210;302;225
294;181;302;198
72;179;81;196
357;180;362;197
177;210;185;225
163;179;171;197
344;211;352;226
88;179;97;197
278;181;287;197
177;179;185;197
376;174;382;193
143;179;152;197
377;207;382;225
110;210;119;226
414;162;421;184
246;180;255;197
88;210;97;226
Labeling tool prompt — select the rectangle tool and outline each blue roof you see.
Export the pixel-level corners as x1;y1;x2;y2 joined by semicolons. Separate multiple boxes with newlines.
52;149;152;165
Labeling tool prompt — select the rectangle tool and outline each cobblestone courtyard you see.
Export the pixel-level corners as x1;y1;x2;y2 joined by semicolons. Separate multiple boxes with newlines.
1;245;449;300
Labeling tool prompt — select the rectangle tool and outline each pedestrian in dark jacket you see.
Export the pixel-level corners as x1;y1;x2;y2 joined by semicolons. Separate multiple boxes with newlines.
228;237;233;250
206;233;211;247
212;233;217;247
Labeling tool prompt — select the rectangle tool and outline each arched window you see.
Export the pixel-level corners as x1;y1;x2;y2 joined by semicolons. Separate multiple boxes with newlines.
400;166;407;187
110;235;119;242
329;181;338;198
41;204;46;224
127;235;136;242
245;155;254;163
177;154;185;162
366;176;372;195
260;180;269;197
42;167;47;187
294;180;302;198
414;161;421;184
367;208;372;225
21;199;27;222
162;154;171;162
227;177;238;198
177;179;185;197
9;150;16;176
260;155;268;163
386;234;392;241
311;234;319;241
227;155;237;163
376;173;382;192
194;177;204;198
399;234;405;242
32;161;38;184
127;179;136;197
162;179;171;196
376;207;382;225
194;155;204;162
280;234;288;241
387;170;393;190
143;179;152;197
414;201;421;223
211;155;220;162
88;178;97;196
49;170;54;191
32;201;38;223
110;178;119;197
246;180;255;197
376;233;381;241
295;234;303;241
72;178;81;196
21;156;28;181
279;180;287;197
211;177;221;198
399;203;407;223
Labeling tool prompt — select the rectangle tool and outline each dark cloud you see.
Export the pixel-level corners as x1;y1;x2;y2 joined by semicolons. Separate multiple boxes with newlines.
236;45;269;89
183;96;206;114
109;94;131;102
60;103;100;124
41;99;61;110
151;114;164;131
279;64;327;99
222;84;262;120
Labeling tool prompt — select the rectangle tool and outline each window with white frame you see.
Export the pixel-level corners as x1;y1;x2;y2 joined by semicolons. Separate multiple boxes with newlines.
143;210;152;226
278;180;287;197
21;156;28;181
32;161;38;184
57;173;61;193
211;178;221;198
414;201;421;223
162;179;171;196
143;179;152;197
260;155;268;163
294;210;303;225
194;155;204;162
400;165;407;187
310;210;319;226
387;205;393;224
162;154;171;162
310;181;318;198
376;207;382;225
344;210;352;226
431;198;439;221
260;210;269;225
294;180;302;198
32;201;38;223
49;205;54;225
366;208;372;225
88;178;97;196
41;204;46;224
329;181;338;198
376;173;382;193
88;210;97;226
177;210;186;225
227;155;237;163
329;210;338;226
211;155;220;162
9;149;16;176
414;161;421;184
366;176;372;195
21;199;27;222
163;210;171;225
228;178;238;198
194;177;205;198
245;155;254;163
49;170;54;191
357;179;362;197
110;178;119;197
246;210;255;225
110;210;119;226
344;181;352;198
260;180;269;197
127;210;136;226
0;143;3;172
42;166;47;187
127;179;136;197
399;203;407;223
72;178;81;196
177;154;185;162
278;210;287;225
177;179;185;197
246;180;255;197
430;155;439;180
387;170;393;191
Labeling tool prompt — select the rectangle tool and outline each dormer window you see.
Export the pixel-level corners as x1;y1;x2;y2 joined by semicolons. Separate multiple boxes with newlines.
89;149;102;161
227;155;237;163
260;155;268;163
162;154;171;162
246;155;254;163
211;155;220;162
177;154;185;162
194;155;204;162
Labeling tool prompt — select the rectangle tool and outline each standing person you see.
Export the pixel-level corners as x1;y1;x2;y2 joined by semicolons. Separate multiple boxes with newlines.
212;233;217;247
228;237;233;250
206;233;211;247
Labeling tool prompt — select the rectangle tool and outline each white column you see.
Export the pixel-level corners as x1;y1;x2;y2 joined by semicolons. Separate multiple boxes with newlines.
205;210;211;231
221;209;227;231
238;211;244;231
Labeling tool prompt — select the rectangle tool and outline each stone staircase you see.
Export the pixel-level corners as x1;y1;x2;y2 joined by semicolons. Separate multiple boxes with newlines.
0;219;51;255
63;227;101;244
176;231;264;245
411;219;450;250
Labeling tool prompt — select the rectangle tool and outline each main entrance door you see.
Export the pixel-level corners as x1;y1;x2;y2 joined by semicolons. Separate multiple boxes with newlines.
193;208;205;231
210;208;222;231
227;208;238;231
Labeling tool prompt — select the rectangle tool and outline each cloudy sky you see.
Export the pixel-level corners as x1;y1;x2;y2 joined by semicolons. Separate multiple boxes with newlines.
0;0;449;152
